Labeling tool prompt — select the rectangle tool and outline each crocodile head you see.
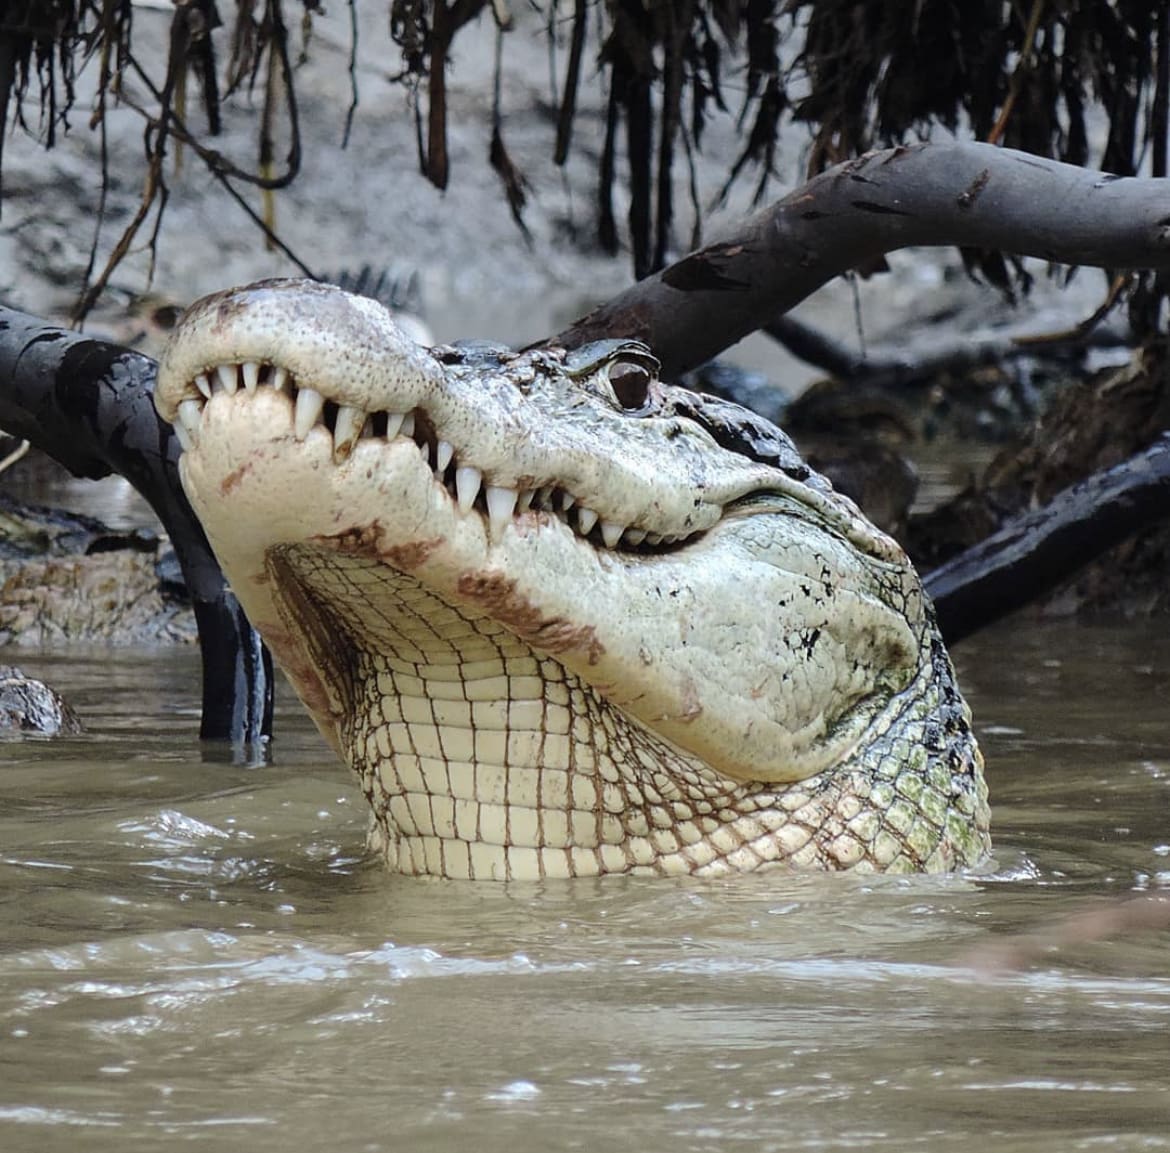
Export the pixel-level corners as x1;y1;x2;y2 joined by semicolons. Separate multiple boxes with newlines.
156;279;989;879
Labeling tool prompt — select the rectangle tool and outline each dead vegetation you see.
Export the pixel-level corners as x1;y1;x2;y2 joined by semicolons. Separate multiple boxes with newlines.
4;1;1170;323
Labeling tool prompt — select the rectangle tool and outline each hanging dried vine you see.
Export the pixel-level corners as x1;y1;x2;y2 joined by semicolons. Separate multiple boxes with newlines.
3;1;1170;314
2;0;319;319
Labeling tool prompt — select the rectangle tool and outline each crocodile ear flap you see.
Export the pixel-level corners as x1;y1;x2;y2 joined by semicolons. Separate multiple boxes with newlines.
667;389;829;488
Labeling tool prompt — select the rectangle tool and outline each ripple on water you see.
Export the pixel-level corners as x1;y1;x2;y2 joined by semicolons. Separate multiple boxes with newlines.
3;922;1169;1015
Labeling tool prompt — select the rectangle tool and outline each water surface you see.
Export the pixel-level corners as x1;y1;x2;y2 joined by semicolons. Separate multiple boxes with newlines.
1;624;1167;1151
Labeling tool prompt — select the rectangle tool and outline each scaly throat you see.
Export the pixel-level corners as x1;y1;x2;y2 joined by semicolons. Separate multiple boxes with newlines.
265;543;747;880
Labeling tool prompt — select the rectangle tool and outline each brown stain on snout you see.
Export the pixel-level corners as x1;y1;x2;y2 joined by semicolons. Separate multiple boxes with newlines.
457;572;606;664
383;538;443;571
316;521;443;573
220;459;254;496
324;523;383;555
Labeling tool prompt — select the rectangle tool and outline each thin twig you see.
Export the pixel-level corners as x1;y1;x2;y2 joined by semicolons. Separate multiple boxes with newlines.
0;438;30;474
1014;272;1130;345
341;0;359;148
987;0;1047;145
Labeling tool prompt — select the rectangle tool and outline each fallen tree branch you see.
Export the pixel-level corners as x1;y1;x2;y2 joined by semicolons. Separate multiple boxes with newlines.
765;312;1130;389
553;141;1170;378
0;306;272;745
924;434;1170;642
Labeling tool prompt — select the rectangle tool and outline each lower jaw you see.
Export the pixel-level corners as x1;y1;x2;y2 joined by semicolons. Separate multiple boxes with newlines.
348;713;990;878
325;613;988;880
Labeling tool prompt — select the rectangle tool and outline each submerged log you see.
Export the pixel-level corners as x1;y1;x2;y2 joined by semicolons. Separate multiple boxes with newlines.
0;306;272;745
925;435;1170;642
956;892;1170;975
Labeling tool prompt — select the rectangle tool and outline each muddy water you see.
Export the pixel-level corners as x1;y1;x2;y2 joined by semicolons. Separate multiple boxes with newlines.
0;623;1168;1152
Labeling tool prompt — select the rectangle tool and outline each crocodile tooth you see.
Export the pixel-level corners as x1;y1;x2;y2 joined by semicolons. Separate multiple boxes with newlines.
485;485;518;533
400;411;416;439
359;417;375;440
600;520;624;549
194;373;212;400
455;465;482;513
333;404;365;460
644;532;663;546
517;489;534;511
624;527;647;546
435;440;454;473
536;486;553;509
177;398;203;436
173;421;194;452
561;492;576;512
384;412;406;439
216;364;239;396
576;507;599;535
241;361;260;394
294;387;326;440
271;366;289;393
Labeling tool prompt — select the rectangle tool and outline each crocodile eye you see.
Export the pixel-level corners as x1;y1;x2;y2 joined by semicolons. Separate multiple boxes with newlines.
607;360;654;411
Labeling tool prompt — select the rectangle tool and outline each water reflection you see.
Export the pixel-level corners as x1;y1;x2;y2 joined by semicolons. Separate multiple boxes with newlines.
0;622;1168;1151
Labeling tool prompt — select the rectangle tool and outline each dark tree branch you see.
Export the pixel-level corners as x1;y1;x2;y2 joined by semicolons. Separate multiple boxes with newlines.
598;73;621;254
0;306;273;745
0;35;15;216
925;434;1170;643
654;0;693;273
766;311;1130;389
552;141;1170;378
424;0;489;190
765;314;865;379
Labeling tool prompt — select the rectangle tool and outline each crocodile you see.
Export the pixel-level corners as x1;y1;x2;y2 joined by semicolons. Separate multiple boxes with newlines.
155;279;991;879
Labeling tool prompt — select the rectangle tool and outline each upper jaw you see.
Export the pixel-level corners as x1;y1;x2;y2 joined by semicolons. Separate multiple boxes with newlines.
156;279;790;547
169;383;928;788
